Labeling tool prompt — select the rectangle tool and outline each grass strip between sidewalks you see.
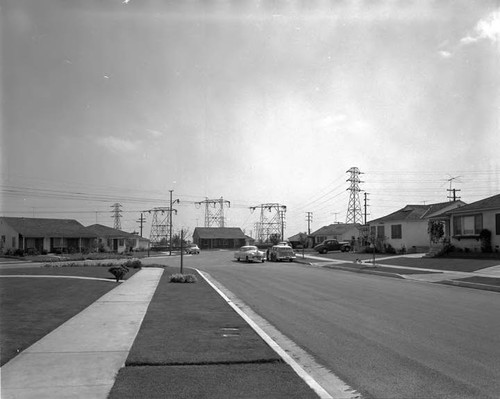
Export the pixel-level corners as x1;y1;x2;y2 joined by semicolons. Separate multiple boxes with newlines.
109;266;319;399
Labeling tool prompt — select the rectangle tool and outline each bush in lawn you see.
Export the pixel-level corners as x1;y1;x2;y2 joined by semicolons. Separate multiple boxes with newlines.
108;265;129;282
123;259;142;269
169;273;198;283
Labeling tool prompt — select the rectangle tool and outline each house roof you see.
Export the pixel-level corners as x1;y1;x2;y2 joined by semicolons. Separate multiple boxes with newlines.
445;193;500;214
193;227;246;239
85;224;138;238
310;223;360;236
287;232;305;241
369;201;458;224
0;217;96;238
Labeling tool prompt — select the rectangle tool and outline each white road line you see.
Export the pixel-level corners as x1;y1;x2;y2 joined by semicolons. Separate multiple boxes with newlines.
196;269;360;399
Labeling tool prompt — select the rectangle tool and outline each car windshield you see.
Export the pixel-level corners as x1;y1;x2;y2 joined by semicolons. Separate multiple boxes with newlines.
241;246;257;251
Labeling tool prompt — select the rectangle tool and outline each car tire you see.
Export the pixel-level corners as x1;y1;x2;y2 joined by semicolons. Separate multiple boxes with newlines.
261;259;265;263
246;256;249;263
237;257;240;262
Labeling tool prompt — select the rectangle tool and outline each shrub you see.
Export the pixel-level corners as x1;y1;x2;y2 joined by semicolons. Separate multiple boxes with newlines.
384;244;396;254
479;229;492;253
169;273;198;283
123;259;142;269
108;265;129;282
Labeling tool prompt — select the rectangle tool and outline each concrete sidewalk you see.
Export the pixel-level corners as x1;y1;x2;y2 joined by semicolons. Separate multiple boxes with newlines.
0;268;164;399
300;254;500;291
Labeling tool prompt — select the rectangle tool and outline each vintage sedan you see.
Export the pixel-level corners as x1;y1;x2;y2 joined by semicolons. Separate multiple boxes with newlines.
185;244;200;254
234;245;266;263
268;244;296;262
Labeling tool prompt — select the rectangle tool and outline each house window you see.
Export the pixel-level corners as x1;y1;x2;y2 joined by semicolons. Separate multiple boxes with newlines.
1;235;5;244
453;214;483;236
496;214;500;235
369;227;376;238
391;225;402;239
377;226;385;239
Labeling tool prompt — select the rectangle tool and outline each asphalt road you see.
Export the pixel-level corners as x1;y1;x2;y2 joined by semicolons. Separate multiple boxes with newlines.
149;251;500;399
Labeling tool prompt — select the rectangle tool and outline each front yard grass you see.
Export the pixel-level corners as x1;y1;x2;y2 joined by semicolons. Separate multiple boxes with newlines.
0;266;139;366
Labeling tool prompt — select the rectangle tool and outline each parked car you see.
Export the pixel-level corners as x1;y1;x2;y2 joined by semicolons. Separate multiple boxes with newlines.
268;244;296;262
234;245;265;263
314;239;351;254
185;244;200;254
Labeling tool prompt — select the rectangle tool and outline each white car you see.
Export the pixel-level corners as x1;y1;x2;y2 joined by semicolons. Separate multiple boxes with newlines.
234;245;266;263
185;244;200;254
268;244;296;262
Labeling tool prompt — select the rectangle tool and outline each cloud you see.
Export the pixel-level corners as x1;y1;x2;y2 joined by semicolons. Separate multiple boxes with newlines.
460;9;500;46
459;35;478;45
438;50;452;58
146;128;164;138
440;9;500;58
97;136;137;153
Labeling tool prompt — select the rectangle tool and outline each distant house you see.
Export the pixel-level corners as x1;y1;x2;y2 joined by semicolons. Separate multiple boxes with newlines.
86;224;149;253
368;201;465;253
192;227;247;250
0;217;96;254
310;223;361;246
287;232;310;249
445;193;500;253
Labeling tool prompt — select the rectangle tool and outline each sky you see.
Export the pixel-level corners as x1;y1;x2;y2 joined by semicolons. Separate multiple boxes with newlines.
1;0;500;240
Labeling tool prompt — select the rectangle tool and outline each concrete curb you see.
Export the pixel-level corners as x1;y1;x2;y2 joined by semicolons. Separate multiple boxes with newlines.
296;257;500;293
321;264;404;279
437;280;500;293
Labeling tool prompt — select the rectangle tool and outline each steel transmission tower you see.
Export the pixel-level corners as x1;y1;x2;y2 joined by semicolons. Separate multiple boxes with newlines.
346;167;364;224
147;207;177;248
250;203;286;243
111;203;122;230
195;197;230;227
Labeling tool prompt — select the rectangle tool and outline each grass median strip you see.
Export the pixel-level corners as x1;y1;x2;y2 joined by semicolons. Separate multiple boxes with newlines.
110;266;318;399
124;266;281;366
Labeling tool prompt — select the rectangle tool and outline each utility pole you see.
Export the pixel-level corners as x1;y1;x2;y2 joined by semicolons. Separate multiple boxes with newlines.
346;167;364;224
111;203;122;230
447;188;461;202
332;212;340;223
364;192;370;225
169;190;180;256
305;212;313;235
136;212;146;237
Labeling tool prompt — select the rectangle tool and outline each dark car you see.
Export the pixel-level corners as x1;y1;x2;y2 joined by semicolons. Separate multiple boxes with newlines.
314;239;351;254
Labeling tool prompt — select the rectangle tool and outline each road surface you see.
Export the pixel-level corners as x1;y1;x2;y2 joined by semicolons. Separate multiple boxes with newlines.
150;251;500;398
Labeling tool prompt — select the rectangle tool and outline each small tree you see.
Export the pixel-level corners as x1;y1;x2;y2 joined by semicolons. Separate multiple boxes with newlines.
298;232;308;257
428;220;445;244
269;234;281;245
108;265;129;282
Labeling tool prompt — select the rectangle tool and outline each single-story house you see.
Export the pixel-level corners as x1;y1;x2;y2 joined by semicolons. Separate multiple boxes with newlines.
368;201;465;253
85;224;150;253
0;217;97;254
310;223;361;247
192;227;247;250
444;193;500;253
287;232;310;249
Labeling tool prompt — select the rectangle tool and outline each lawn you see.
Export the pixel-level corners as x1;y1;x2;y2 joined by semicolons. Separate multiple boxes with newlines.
0;266;139;366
